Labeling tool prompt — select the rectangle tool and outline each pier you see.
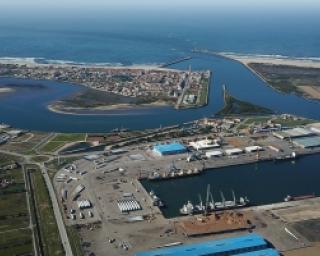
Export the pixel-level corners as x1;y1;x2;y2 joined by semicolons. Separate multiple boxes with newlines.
160;56;192;68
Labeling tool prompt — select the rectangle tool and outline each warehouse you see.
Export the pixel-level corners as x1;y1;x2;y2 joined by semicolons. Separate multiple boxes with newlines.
292;136;320;148
237;248;280;256
153;142;187;156
245;146;263;153
225;148;243;156
135;233;275;256
273;127;314;140
308;123;320;134
189;139;220;151
206;150;223;158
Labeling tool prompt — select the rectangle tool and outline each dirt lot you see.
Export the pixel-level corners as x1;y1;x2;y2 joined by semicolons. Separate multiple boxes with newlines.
283;244;320;256
298;86;320;100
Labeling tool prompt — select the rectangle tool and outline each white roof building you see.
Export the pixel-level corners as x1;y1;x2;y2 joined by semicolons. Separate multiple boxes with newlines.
225;148;243;156
205;150;223;158
245;146;263;153
189;139;220;151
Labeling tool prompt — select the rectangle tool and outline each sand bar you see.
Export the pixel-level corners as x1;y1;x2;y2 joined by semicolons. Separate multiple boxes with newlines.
218;52;320;68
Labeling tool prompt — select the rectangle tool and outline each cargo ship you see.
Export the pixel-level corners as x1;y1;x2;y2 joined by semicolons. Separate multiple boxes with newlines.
148;162;203;181
180;185;250;215
284;193;315;202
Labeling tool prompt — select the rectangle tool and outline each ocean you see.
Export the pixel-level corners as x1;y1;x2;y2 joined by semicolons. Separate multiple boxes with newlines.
0;7;319;64
0;7;320;132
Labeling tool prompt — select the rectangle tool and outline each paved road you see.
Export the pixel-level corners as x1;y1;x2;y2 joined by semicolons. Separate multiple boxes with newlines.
38;162;74;256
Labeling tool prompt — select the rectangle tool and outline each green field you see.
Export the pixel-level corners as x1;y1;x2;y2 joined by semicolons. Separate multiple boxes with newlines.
198;76;210;106
31;168;64;256
0;156;33;255
0;166;29;232
0;229;33;256
40;133;86;153
248;63;320;98
271;118;315;127
217;93;273;116
0;153;22;166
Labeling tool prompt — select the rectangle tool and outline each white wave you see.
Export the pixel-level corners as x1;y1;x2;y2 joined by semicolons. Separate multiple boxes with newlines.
219;51;320;62
0;56;165;68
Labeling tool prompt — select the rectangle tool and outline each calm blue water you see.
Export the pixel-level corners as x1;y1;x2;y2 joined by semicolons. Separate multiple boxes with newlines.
0;8;320;132
141;154;320;218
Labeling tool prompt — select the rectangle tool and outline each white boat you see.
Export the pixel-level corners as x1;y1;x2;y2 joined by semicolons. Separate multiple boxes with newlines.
180;201;194;215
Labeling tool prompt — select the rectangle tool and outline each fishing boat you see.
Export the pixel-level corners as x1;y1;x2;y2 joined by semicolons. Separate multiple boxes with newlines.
149;190;165;208
179;184;250;215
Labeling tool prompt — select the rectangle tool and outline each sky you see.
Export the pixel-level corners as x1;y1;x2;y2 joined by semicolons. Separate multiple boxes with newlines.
1;0;320;9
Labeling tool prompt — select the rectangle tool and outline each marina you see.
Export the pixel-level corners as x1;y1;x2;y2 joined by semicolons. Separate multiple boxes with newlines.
179;185;250;215
140;153;320;218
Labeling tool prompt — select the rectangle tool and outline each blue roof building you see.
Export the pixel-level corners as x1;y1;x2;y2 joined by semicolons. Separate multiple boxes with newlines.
236;248;280;256
135;233;271;256
153;142;187;156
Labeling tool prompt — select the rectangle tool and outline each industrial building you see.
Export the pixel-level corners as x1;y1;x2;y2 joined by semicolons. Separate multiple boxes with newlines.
135;233;279;256
307;122;320;134
189;139;220;151
225;148;243;156
206;150;223;158
273;127;314;140
236;248;280;256
245;146;263;153
292;136;320;148
153;142;187;156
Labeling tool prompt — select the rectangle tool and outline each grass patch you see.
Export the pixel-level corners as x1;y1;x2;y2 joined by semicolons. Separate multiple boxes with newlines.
31;155;50;163
217;93;273;116
248;63;320;97
40;133;86;153
67;226;84;256
40;141;66;153
272;118;315;127
53;133;86;142
198;77;209;107
0;167;29;231
31;168;64;256
0;229;33;256
0;192;29;232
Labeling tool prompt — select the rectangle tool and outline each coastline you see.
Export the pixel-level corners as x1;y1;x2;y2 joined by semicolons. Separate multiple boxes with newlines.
213;52;320;102
0;57;175;71
216;52;320;69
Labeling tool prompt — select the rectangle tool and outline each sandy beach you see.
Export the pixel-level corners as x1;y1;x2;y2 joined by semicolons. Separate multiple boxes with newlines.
217;52;320;69
0;57;174;71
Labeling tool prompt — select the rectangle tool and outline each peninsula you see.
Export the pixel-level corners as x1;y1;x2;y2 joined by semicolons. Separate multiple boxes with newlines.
213;52;320;100
0;59;211;112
